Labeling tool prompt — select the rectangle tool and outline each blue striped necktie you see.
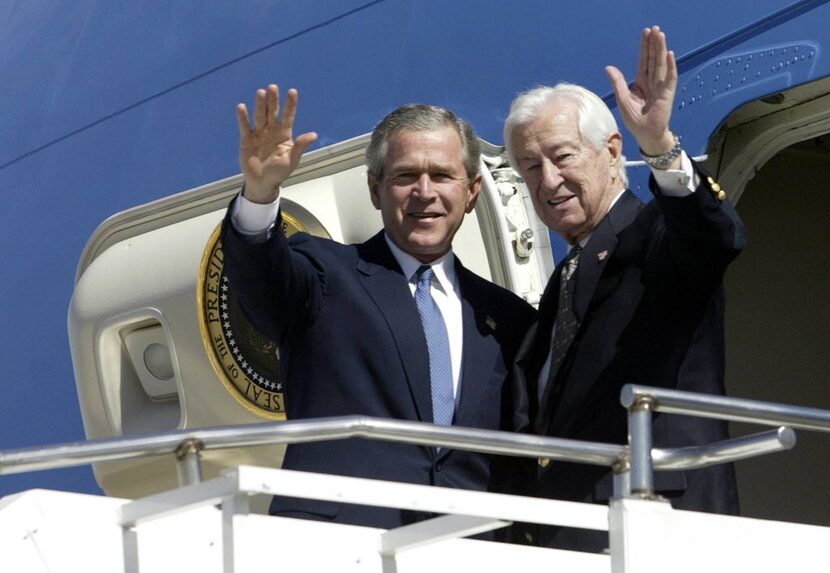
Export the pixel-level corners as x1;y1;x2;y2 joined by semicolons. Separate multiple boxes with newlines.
414;265;454;427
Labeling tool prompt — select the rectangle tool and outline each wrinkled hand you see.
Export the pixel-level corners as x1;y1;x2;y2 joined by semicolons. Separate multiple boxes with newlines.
237;84;318;204
606;26;677;157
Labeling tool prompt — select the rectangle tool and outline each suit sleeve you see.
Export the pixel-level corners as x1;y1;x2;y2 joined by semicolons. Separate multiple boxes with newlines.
649;160;748;290
221;200;324;345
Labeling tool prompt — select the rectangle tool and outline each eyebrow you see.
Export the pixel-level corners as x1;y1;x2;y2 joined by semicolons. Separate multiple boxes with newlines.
388;161;459;173
517;153;539;163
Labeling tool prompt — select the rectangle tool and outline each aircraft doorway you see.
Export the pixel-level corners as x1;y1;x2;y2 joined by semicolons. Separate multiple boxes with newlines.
725;133;830;526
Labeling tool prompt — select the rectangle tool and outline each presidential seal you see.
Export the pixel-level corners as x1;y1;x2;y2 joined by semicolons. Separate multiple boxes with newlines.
198;212;312;420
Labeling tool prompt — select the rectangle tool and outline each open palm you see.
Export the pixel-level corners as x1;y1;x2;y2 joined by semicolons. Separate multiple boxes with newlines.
606;26;677;156
237;85;317;203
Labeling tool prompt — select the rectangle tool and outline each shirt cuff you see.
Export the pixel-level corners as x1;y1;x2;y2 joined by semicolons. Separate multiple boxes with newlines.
230;193;281;240
650;151;699;197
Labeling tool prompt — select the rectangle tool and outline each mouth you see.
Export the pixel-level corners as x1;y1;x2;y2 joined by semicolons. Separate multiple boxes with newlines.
408;212;442;220
547;195;575;207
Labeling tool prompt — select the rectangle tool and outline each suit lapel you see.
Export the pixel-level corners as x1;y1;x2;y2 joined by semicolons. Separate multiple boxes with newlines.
573;190;642;321
453;264;499;428
356;233;432;423
536;262;564;354
527;261;565;430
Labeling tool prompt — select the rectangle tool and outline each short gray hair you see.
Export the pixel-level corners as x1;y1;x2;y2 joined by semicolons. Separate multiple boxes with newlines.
366;104;481;180
503;83;627;186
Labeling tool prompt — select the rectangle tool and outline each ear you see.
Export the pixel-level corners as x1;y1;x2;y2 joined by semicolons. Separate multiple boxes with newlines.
607;132;623;162
368;173;381;210
465;173;482;214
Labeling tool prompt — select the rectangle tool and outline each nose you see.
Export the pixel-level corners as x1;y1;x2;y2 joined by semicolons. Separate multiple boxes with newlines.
540;160;563;190
413;172;437;198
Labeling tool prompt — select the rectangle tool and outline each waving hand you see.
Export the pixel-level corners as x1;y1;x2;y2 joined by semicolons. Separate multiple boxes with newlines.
237;84;318;203
606;26;678;158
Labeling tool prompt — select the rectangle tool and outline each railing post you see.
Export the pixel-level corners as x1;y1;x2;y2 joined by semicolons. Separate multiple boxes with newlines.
628;396;655;498
222;492;250;573
612;454;631;499
175;438;204;487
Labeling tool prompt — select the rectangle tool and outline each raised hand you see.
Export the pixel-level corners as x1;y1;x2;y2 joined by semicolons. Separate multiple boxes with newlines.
606;26;677;157
237;84;318;204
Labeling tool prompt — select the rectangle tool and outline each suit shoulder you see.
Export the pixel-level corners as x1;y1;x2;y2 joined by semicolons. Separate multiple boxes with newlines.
459;267;536;320
287;231;339;249
287;232;359;260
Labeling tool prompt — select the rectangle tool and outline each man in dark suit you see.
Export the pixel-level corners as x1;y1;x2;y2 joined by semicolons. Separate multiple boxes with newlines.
222;86;536;529
503;26;746;549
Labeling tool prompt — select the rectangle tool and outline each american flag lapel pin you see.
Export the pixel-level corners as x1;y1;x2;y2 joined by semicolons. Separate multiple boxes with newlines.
485;316;497;331
597;250;608;262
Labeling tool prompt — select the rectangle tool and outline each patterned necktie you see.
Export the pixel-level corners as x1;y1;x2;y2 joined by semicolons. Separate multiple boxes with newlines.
414;265;454;426
542;245;582;400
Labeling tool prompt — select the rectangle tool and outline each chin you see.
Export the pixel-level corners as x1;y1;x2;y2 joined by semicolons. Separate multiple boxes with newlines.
408;243;446;260
413;246;443;257
406;235;445;251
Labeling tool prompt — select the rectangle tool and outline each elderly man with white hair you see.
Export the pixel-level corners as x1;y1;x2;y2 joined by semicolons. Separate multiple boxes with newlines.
504;26;746;551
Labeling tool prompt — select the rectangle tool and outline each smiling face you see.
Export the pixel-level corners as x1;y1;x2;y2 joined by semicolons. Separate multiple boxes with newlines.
511;100;622;244
369;127;481;263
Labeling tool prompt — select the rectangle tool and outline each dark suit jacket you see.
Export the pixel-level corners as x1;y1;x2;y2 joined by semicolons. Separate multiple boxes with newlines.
512;167;746;549
222;210;536;529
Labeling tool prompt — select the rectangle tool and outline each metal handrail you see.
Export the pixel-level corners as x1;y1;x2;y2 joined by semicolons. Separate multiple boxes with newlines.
0;416;624;478
0;412;793;492
622;385;830;431
652;426;796;470
621;384;830;497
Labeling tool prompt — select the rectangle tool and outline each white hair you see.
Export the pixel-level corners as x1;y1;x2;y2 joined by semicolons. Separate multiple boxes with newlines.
503;83;628;187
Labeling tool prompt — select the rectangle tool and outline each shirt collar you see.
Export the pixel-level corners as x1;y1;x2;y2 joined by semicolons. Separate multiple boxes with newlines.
383;234;457;293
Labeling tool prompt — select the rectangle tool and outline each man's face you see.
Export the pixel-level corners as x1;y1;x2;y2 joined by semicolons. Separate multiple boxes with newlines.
511;100;622;244
369;127;481;263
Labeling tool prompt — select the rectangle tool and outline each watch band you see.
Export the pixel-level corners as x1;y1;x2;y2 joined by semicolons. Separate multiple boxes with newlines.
640;132;682;170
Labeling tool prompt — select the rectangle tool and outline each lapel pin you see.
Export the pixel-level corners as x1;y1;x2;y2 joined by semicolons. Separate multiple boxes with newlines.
597;250;608;262
485;316;497;331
